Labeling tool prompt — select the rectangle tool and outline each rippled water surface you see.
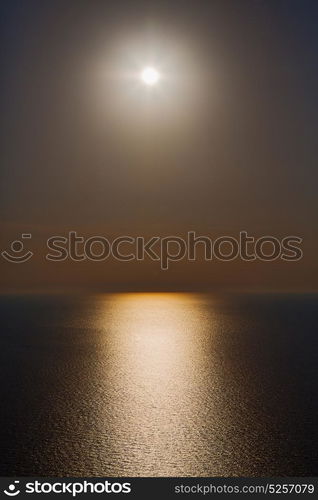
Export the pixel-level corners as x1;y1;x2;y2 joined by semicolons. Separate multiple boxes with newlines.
0;293;317;476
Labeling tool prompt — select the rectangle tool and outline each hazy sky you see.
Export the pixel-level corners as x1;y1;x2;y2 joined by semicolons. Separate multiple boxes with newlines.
1;0;317;292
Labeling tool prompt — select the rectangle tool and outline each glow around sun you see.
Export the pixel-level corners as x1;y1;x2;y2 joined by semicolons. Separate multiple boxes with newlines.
140;67;160;86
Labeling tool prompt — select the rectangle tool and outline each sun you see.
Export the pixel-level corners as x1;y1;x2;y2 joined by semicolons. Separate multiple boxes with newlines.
140;67;160;86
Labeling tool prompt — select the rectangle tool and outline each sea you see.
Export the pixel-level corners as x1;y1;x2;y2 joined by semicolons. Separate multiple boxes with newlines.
0;292;317;476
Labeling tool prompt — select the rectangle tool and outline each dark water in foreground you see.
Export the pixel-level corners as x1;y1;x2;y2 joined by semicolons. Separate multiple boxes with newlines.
0;293;317;477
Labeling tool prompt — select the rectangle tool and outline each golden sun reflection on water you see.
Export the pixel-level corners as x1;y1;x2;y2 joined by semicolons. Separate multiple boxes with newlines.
94;293;229;476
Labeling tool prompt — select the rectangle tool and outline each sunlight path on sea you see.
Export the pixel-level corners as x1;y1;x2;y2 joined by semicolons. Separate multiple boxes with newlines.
93;293;228;476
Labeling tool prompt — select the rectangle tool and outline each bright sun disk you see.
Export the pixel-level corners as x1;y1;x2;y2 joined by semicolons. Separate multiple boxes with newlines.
141;67;160;86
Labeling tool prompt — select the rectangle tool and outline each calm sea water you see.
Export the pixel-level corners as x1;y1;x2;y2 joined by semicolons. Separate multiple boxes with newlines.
0;293;317;477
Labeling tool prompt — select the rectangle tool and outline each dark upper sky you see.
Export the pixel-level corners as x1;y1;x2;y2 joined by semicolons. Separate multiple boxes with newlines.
1;0;317;292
